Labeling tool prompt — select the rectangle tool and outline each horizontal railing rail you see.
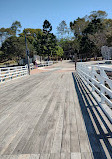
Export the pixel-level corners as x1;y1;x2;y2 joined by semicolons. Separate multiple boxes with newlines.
77;61;112;122
0;61;56;83
36;61;56;67
0;65;28;82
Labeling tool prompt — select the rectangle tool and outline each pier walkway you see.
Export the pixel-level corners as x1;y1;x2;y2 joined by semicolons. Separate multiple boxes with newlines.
0;61;112;159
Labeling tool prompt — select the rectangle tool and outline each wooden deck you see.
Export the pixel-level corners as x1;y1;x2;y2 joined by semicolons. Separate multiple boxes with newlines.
0;61;112;159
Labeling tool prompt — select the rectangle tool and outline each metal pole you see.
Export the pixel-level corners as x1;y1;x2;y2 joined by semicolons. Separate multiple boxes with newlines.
24;29;30;75
75;53;77;71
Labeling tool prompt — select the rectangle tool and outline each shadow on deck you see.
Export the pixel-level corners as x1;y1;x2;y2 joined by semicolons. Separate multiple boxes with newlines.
72;72;112;159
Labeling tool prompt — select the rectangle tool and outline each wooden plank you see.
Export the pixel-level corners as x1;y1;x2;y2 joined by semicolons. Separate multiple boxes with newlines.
50;74;66;154
1;61;111;158
41;102;61;153
49;153;60;159
39;154;50;159
81;152;93;159
12;74;60;155
60;153;70;159
0;155;10;159
3;78;57;155
50;115;64;153
21;75;62;154
61;74;70;153
0;117;25;155
41;75;64;154
71;153;81;159
9;155;19;159
17;154;30;159
69;75;80;153
30;154;40;159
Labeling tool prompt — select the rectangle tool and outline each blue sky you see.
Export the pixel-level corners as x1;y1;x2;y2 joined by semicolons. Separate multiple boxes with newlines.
0;0;112;35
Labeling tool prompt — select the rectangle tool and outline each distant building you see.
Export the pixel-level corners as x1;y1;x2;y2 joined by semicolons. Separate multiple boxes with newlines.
101;46;112;60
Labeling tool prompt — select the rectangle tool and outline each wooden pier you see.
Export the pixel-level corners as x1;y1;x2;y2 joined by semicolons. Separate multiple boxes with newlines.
0;61;112;159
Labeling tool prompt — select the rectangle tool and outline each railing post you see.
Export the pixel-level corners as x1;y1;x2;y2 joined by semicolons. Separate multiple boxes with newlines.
8;68;11;80
100;68;105;104
85;65;89;85
91;66;95;92
77;61;112;109
25;65;28;75
15;67;17;77
21;66;23;76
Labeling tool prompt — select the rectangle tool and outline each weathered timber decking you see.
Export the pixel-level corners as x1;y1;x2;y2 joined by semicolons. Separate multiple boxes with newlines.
0;61;112;159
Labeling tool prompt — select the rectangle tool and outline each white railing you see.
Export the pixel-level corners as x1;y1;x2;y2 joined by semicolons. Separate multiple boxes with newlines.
37;61;55;67
0;61;56;83
77;62;112;121
0;65;28;83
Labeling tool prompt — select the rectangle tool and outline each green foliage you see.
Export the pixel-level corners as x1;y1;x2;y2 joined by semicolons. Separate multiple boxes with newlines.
0;28;15;36
88;10;107;21
1;36;26;63
70;17;88;38
69;10;111;59
1;10;112;62
10;21;22;35
43;20;52;33
56;46;64;57
0;21;22;38
58;39;75;58
83;18;104;35
80;36;95;56
42;21;57;59
106;31;112;46
20;28;42;38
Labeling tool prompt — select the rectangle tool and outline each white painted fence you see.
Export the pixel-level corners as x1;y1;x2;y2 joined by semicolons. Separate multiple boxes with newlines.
0;65;28;83
0;61;56;83
77;62;112;122
37;61;54;67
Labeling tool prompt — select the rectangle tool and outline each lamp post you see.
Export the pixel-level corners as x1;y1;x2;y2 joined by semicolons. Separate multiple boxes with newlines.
74;53;77;70
24;28;30;75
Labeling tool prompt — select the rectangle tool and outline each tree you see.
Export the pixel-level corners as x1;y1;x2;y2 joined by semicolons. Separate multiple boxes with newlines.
0;28;14;36
1;36;33;64
10;21;22;35
70;17;88;38
0;21;22;47
42;20;57;60
0;28;15;46
103;19;112;31
88;31;107;56
88;10;107;21
19;28;44;58
20;29;42;51
19;28;42;39
57;21;67;34
83;18;104;35
43;33;57;58
57;20;70;39
43;20;52;33
80;36;95;59
56;46;64;57
58;39;75;59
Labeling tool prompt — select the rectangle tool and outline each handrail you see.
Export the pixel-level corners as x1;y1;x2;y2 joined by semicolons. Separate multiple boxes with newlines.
77;62;112;122
0;61;56;83
0;65;28;82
